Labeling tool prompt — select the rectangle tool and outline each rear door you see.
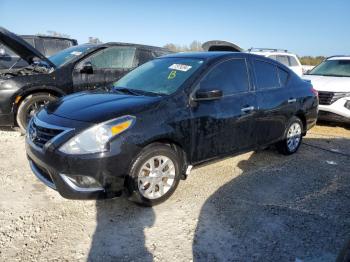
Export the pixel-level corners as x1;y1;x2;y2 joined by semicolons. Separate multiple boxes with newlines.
191;57;257;162
252;58;296;145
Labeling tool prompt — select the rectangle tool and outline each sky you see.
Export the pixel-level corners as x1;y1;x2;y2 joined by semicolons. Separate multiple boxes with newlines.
0;0;349;56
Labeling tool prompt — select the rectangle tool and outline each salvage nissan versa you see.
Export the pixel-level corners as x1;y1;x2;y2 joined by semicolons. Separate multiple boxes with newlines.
26;52;318;206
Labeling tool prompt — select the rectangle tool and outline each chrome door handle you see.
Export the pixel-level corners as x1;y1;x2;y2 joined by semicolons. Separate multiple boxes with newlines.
288;98;297;103
241;106;255;113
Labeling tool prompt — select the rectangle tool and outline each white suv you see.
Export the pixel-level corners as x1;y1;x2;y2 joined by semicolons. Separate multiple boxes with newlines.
247;48;303;76
303;56;350;124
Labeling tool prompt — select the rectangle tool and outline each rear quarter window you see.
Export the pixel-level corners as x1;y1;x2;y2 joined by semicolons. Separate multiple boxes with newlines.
276;55;290;67
253;60;280;90
289;56;299;66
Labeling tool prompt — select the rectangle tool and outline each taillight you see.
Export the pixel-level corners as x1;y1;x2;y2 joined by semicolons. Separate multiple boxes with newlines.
310;86;318;96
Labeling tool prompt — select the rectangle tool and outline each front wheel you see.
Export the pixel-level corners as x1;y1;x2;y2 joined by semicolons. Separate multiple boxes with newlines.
126;144;182;206
276;116;303;155
16;93;57;134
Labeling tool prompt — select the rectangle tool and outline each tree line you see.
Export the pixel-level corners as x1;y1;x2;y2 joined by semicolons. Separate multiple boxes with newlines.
163;41;326;66
35;33;326;66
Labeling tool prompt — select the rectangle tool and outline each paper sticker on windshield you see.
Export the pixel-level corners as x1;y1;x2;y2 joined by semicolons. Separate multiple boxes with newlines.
71;51;82;56
169;64;192;72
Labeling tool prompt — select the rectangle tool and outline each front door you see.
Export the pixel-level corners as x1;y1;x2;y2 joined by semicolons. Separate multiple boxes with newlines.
191;57;257;163
72;46;137;91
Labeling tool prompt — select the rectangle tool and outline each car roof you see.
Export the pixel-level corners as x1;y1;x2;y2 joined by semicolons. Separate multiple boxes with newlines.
327;56;350;60
248;51;296;56
21;35;77;42
161;51;245;60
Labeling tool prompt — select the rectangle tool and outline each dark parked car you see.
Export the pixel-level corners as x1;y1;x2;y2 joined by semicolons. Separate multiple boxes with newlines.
0;27;170;132
0;34;77;72
25;52;318;206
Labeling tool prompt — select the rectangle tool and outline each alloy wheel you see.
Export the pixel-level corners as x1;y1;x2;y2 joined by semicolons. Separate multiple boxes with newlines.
286;122;302;151
138;155;176;200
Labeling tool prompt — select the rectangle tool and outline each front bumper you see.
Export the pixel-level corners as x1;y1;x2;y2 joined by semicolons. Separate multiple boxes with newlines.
26;136;132;200
318;97;350;123
0;89;17;126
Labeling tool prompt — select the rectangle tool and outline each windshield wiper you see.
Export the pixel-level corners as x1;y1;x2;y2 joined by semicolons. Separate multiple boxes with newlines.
321;74;349;77
113;87;141;96
113;86;164;97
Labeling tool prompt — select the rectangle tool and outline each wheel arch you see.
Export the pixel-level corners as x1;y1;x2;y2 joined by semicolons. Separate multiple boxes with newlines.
12;86;65;122
141;138;190;178
295;111;307;135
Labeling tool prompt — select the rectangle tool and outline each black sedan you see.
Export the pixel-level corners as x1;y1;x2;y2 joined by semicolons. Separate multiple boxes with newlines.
25;51;318;206
0;26;170;132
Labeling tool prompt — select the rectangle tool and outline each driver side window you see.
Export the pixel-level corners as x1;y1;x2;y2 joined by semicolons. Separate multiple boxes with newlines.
83;46;137;69
198;58;250;96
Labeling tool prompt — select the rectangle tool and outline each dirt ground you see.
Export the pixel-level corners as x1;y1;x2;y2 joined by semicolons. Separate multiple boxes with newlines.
0;123;349;262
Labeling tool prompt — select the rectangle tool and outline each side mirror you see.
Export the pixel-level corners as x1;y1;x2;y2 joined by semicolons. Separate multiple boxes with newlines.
194;89;223;101
80;62;93;74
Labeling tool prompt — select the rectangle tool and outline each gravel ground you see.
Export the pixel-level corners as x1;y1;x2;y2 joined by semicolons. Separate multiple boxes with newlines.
0;123;349;262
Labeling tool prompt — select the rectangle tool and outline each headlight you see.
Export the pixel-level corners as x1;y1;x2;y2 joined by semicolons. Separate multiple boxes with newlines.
59;115;135;155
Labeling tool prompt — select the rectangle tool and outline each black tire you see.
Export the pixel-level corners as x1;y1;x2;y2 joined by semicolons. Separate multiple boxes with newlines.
126;144;182;206
16;93;57;134
276;116;303;155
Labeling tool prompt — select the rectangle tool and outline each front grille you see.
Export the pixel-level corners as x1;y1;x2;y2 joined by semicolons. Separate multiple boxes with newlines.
318;91;349;105
28;119;63;148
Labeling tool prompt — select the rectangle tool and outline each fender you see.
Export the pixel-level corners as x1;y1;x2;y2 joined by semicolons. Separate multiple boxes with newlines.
12;85;66;113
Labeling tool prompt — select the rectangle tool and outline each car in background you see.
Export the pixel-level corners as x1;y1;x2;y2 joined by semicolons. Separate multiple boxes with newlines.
303;56;350;123
25;51;318;206
0;34;77;72
247;48;303;77
0;26;170;133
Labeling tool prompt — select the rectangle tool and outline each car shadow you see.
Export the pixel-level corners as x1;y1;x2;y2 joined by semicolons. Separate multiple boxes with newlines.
88;197;155;262
0;126;17;132
193;136;350;261
317;120;350;130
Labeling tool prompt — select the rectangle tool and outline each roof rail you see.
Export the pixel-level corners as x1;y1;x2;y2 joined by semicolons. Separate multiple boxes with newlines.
247;47;289;53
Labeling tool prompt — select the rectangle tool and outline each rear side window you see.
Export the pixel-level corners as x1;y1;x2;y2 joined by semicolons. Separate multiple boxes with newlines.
278;68;289;86
289;56;299;66
254;60;280;90
42;39;73;56
199;59;250;95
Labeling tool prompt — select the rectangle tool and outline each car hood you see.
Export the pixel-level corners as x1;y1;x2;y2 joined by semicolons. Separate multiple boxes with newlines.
303;75;350;92
0;27;55;68
46;92;163;123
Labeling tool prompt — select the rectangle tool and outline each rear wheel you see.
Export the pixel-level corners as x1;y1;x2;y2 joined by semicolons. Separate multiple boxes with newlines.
276;116;303;155
126;144;182;206
16;93;57;134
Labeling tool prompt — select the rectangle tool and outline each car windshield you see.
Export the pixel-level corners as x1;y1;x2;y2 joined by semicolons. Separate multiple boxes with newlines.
113;57;204;95
49;44;93;67
308;59;350;77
